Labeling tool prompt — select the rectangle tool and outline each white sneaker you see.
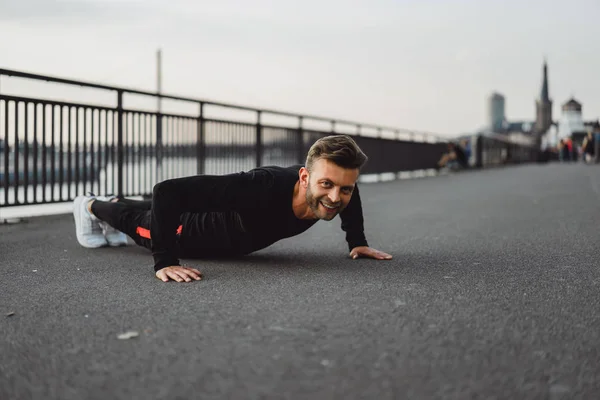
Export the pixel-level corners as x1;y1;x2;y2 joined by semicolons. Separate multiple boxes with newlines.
97;196;128;247
73;195;108;248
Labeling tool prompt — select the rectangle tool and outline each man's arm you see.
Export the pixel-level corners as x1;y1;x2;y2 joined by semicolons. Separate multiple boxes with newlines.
339;184;369;250
150;170;271;272
340;184;392;260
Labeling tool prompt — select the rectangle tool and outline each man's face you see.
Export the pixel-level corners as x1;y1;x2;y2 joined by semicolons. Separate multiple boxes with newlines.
302;159;359;221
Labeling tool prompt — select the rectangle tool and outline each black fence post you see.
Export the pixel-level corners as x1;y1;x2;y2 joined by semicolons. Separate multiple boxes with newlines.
116;90;124;197
4;100;10;205
256;111;262;167
297;116;304;165
24;103;29;204
197;102;205;175
156;106;163;183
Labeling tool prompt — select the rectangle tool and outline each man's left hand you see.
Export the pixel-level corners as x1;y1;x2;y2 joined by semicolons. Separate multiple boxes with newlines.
350;246;392;260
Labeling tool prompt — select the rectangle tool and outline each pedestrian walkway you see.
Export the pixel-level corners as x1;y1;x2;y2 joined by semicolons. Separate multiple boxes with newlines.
1;163;599;399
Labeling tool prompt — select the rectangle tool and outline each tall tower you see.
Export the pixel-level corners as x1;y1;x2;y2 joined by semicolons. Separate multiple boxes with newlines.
488;92;506;132
534;60;553;135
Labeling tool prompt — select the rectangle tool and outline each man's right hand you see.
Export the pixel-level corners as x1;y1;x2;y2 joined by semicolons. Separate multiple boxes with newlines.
155;266;203;283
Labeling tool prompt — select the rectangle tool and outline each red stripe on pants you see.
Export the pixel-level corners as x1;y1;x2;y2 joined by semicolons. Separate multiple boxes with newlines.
136;225;182;239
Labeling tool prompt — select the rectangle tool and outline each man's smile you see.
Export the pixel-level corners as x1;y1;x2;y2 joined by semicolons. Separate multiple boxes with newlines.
321;201;339;213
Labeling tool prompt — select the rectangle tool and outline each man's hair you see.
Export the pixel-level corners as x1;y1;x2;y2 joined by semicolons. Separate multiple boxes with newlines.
305;135;368;172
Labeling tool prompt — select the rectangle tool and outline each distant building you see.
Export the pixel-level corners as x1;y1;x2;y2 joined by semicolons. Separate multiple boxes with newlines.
534;61;553;136
557;98;586;142
478;59;600;151
502;120;534;135
488;93;506;132
498;60;555;149
541;99;599;148
486;61;550;136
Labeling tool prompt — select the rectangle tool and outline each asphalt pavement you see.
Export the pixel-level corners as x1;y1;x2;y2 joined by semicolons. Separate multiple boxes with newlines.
1;162;600;400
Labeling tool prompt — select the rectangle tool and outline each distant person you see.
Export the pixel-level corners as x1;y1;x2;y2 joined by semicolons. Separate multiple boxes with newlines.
436;142;469;171
582;132;595;163
558;139;565;162
72;135;392;283
461;138;472;160
565;137;574;162
558;139;573;162
573;140;580;162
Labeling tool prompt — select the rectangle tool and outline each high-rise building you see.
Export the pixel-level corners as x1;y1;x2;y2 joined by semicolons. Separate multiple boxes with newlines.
534;61;553;135
488;92;506;132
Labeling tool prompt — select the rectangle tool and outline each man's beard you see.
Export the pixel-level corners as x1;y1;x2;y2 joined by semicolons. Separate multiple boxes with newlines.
306;184;341;220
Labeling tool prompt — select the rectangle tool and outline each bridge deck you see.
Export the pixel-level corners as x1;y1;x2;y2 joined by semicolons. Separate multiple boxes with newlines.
1;163;599;399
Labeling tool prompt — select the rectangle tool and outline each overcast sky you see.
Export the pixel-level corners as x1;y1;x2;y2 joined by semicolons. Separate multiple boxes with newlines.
1;0;599;136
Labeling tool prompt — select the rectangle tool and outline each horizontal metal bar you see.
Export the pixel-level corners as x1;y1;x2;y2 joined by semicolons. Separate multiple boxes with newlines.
0;68;444;139
260;123;306;131
0;198;78;208
0;94;115;112
0;68;129;92
203;118;259;128
122;108;193;120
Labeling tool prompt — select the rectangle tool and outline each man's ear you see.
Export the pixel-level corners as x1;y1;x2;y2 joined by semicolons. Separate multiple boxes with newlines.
299;167;309;188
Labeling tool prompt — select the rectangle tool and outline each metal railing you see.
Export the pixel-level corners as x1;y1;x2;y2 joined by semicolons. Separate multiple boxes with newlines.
0;68;540;209
472;133;539;167
0;68;452;208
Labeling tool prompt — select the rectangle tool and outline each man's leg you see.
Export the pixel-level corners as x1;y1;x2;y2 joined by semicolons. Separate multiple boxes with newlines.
90;200;153;250
89;196;150;247
113;197;152;211
437;153;450;167
438;152;456;168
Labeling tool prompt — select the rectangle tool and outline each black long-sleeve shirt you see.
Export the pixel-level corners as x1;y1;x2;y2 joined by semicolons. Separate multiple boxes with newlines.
150;164;368;272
